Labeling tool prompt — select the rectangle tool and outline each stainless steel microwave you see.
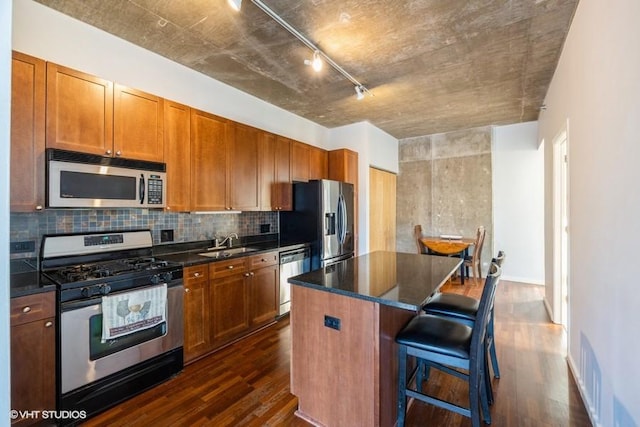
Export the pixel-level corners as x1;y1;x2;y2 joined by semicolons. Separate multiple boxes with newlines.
46;149;167;209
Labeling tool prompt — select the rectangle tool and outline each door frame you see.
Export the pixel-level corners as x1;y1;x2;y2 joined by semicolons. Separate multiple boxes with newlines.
552;121;570;328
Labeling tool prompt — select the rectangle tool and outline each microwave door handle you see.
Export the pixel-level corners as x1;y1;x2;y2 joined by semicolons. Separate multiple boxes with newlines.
139;174;145;204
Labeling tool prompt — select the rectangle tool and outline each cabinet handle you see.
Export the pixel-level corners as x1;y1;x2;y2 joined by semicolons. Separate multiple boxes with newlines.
194;272;201;277
227;265;234;269
35;205;43;211
244;273;250;277
116;151;122;156
22;306;31;313
185;288;190;293
261;258;266;262
45;321;53;328
106;149;112;155
250;272;255;276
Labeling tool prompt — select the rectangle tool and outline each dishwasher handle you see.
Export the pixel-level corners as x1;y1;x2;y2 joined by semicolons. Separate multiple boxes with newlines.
280;247;310;264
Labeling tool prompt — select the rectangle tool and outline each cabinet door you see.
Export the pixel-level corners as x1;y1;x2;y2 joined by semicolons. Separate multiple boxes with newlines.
249;264;279;326
190;109;229;211
274;136;292;211
229;123;260;211
328;148;358;185
114;84;164;161
164;100;191;211
46;62;113;155
10;51;45;212
308;145;328;180
183;265;210;363
259;131;276;210
211;273;249;344
291;140;310;182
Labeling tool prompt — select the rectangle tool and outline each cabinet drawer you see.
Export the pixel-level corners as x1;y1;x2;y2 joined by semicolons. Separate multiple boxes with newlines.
249;251;278;269
184;264;208;282
11;292;55;326
210;258;247;278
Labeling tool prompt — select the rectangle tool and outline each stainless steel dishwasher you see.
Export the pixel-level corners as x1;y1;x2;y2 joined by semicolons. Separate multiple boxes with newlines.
279;247;311;316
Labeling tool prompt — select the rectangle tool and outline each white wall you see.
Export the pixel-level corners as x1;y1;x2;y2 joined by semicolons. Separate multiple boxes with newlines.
12;0;329;148
1;0;12;425
539;0;640;425
327;121;398;255
492;122;545;284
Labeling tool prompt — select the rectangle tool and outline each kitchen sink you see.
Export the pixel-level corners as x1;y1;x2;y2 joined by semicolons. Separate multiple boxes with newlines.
198;246;260;258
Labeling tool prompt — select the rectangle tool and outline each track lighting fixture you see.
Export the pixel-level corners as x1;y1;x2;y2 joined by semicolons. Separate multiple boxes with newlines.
227;0;242;12
230;0;372;100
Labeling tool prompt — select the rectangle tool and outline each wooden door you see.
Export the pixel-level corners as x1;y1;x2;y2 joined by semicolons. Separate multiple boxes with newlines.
308;145;328;180
249;264;279;326
46;62;113;155
190;109;229;211
369;167;397;252
163;100;191;211
10;51;45;212
229;123;260;211
291;140;310;182
210;273;249;344
274;136;292;211
113;84;164;161
183;265;210;363
259;131;276;210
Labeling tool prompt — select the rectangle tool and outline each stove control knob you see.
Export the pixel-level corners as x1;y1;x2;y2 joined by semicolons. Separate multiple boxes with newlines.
150;274;161;285
100;284;112;295
81;287;92;298
162;272;173;283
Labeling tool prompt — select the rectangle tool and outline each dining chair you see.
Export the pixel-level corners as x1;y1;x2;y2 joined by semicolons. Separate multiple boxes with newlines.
414;224;428;254
422;251;506;388
464;226;486;282
396;263;502;427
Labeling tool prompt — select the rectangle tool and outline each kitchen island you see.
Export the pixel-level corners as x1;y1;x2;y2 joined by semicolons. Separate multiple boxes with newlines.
288;251;462;427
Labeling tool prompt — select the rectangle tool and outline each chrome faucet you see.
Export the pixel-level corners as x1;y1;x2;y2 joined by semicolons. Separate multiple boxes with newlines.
208;233;238;250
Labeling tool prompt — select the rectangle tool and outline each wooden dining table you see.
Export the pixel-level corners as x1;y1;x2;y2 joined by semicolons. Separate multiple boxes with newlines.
419;236;475;284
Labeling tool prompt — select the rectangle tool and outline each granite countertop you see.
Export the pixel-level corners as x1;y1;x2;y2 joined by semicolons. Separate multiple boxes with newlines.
10;259;56;298
288;251;462;311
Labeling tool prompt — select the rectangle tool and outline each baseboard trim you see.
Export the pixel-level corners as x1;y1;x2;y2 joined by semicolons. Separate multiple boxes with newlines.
543;297;557;324
566;353;601;427
501;274;545;285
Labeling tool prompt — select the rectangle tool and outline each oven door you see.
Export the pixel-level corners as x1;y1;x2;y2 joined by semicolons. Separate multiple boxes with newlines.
59;284;183;394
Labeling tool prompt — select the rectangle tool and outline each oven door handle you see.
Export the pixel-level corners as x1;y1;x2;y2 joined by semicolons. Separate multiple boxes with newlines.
139;174;145;205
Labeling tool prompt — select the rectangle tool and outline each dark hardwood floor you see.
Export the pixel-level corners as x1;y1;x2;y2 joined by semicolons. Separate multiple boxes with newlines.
82;279;591;427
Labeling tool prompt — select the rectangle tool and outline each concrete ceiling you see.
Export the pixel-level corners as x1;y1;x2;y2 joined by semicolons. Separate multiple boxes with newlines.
35;0;578;139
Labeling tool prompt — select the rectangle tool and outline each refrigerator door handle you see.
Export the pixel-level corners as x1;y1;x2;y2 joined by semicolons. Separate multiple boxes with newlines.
337;194;347;244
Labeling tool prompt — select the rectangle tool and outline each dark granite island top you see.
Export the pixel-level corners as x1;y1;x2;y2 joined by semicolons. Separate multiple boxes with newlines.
288;251;462;311
288;251;463;427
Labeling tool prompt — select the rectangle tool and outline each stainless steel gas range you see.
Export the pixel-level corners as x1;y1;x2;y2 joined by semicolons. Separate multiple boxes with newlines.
40;230;184;423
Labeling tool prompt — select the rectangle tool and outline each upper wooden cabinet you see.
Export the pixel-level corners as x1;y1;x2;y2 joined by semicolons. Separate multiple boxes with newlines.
229;123;260;211
190;109;230;211
291;140;310;182
328;148;358;185
259;133;292;211
10;51;46;212
164;100;191;212
113;84;164;162
46;63;113;156
46;63;163;162
308;145;328;180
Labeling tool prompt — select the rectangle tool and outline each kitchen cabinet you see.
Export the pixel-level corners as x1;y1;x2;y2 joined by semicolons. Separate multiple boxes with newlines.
291;140;310;182
164;100;191;212
46;62;164;161
260;134;292;211
190;109;230;211
308;145;328;180
229;123;260;211
10;292;55;426
247;251;279;326
210;257;249;344
183;264;211;364
10;51;46;212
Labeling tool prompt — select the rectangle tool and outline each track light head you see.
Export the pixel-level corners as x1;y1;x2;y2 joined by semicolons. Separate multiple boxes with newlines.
227;0;242;11
355;85;365;100
304;50;323;72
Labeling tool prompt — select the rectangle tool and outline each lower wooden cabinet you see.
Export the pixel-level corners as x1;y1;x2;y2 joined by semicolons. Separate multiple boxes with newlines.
10;292;55;426
183;251;279;364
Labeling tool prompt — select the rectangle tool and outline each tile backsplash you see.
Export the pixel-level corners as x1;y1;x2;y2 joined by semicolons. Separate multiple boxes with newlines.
10;209;278;258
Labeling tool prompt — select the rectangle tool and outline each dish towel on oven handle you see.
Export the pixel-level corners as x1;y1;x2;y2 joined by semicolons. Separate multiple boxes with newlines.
101;284;167;342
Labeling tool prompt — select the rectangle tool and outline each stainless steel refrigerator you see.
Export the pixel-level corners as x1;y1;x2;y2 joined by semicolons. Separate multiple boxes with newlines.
279;179;355;269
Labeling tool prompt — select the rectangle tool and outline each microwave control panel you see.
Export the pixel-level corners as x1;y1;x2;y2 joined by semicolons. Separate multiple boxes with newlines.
147;175;164;205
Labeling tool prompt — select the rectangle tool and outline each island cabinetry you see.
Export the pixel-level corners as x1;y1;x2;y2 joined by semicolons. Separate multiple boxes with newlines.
10;292;55;426
163;100;191;212
46;63;164;161
10;51;46;212
183;264;211;364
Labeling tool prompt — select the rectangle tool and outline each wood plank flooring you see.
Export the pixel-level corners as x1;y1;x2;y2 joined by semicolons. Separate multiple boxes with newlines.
82;279;591;427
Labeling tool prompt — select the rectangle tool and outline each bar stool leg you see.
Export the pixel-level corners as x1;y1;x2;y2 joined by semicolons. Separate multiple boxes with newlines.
397;345;408;427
